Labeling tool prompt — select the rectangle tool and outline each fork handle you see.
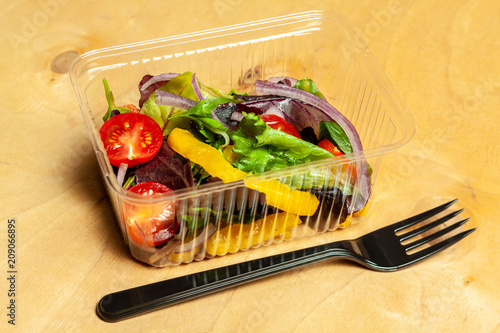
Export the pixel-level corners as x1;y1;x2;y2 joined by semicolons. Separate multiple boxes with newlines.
97;241;350;322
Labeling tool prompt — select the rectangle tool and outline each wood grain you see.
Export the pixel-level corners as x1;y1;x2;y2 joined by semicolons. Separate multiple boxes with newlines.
0;1;499;332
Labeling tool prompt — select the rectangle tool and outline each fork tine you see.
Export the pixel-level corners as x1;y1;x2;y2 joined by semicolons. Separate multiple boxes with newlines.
392;199;458;232
406;228;476;263
405;218;470;251
399;209;464;241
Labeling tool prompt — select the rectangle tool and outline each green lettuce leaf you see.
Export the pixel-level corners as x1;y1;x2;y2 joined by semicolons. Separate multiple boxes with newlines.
282;168;354;192
170;96;234;145
140;72;228;135
294;78;325;100
102;78;135;122
229;113;334;173
140;72;197;131
318;121;353;154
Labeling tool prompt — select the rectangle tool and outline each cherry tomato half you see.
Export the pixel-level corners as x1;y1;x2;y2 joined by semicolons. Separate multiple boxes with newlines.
318;138;344;156
125;182;178;248
260;114;301;138
318;139;358;181
99;113;163;167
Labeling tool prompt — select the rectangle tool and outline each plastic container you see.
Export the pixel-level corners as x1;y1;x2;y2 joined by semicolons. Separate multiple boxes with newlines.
69;11;414;267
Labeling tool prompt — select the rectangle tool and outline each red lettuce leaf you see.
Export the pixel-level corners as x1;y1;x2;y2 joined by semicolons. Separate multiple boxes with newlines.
135;141;194;190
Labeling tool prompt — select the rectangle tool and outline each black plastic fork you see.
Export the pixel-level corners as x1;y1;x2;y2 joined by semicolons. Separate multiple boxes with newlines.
97;199;475;322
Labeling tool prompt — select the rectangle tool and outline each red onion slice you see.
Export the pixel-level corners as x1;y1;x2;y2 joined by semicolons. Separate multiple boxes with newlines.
230;112;244;122
191;73;205;101
268;76;298;86
140;72;180;91
255;80;371;211
117;163;128;187
173;223;217;253
155;89;198;110
256;80;362;149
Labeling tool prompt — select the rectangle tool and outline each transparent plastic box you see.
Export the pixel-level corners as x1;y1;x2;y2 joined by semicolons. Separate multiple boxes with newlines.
69;11;414;267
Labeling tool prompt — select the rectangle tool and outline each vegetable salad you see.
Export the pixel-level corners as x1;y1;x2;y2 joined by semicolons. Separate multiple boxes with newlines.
98;72;371;265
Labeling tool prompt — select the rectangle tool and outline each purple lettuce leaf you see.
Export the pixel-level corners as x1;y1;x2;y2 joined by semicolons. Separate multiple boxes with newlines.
212;102;240;132
135;141;194;190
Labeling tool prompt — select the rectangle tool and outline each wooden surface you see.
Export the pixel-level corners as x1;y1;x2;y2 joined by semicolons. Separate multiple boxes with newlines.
1;1;499;332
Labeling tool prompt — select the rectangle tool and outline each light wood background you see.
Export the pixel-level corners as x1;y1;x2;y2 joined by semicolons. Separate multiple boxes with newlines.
1;1;499;332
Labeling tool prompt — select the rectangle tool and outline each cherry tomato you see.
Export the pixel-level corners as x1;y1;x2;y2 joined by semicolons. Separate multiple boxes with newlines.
99;113;163;167
125;182;178;248
318;138;344;156
260;114;301;138
318;139;358;181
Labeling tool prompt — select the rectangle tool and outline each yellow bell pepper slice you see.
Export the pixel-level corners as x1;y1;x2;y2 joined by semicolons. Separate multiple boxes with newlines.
167;128;319;216
206;212;302;256
167;128;247;181
168;246;200;264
